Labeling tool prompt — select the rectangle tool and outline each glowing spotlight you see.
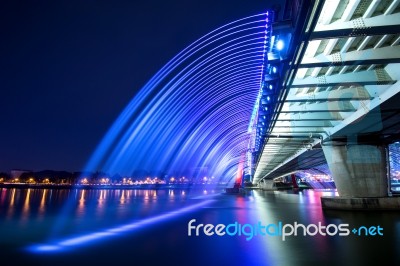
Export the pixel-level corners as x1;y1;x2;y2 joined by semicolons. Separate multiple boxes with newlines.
276;40;284;51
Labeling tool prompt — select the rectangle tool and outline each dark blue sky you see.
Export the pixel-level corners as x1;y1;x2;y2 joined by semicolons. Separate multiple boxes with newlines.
0;0;280;172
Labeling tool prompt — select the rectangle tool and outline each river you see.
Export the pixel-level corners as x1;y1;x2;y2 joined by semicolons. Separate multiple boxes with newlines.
0;187;399;265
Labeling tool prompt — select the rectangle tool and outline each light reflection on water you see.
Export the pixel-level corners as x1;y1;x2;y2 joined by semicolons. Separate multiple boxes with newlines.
0;188;399;265
0;187;204;241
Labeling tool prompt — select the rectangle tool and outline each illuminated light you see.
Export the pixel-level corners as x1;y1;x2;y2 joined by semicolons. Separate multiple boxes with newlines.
33;245;61;252
269;35;275;52
27;199;214;253
276;40;284;51
272;67;277;73
248;12;271;134
269;84;273;90
267;96;270;101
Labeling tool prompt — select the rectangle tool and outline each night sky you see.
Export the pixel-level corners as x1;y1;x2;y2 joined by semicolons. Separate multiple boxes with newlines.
0;0;280;172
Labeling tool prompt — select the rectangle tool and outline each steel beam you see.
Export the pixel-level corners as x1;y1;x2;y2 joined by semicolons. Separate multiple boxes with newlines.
299;46;400;68
311;13;400;39
292;69;395;87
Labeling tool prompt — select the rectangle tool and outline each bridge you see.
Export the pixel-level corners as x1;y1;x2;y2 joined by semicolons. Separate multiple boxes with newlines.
251;0;400;209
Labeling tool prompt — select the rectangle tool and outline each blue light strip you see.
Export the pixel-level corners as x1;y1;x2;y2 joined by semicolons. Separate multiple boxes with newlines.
245;11;273;178
247;12;272;133
27;199;214;253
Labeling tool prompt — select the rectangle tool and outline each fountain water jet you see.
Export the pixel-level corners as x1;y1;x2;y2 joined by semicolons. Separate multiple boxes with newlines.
82;13;272;183
33;12;275;248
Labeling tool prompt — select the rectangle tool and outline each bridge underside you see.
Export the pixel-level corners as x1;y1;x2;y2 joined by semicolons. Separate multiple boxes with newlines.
257;89;400;180
253;0;400;206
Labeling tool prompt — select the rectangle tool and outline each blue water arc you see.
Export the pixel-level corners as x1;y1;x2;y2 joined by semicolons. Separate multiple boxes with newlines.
84;12;272;183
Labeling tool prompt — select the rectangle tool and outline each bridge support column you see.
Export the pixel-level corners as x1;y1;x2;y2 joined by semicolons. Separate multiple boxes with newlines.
259;179;274;190
321;144;400;210
323;144;388;197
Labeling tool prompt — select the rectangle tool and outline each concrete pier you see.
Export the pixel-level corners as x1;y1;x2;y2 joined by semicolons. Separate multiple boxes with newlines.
322;144;389;198
321;144;399;210
259;179;275;190
321;196;400;210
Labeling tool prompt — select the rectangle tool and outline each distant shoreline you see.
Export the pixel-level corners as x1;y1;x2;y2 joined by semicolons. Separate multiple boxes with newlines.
0;183;223;190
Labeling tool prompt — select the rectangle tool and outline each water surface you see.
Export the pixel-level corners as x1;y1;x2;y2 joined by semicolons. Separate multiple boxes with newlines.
0;188;399;265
